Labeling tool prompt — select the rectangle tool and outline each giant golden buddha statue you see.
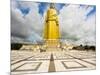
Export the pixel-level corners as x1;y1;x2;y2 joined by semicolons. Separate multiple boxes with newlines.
43;3;60;47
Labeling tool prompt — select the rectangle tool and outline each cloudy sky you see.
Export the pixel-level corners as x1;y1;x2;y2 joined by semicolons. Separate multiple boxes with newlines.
11;0;96;45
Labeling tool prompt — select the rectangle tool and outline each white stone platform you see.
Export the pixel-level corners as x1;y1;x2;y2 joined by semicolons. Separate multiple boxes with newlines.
11;50;96;75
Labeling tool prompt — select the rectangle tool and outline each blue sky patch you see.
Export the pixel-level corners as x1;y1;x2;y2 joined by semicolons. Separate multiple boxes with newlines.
38;2;49;16
17;1;30;16
87;6;96;17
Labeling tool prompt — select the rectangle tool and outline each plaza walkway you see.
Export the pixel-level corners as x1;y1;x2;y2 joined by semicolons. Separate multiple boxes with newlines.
11;50;96;75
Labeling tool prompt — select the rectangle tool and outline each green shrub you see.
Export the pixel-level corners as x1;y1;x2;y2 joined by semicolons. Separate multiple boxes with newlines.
11;43;22;50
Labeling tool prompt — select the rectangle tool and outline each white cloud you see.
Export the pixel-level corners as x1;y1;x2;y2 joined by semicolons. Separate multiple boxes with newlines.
59;4;96;45
11;1;44;43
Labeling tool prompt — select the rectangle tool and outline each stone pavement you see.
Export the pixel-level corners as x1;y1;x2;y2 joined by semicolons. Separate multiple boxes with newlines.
11;50;96;75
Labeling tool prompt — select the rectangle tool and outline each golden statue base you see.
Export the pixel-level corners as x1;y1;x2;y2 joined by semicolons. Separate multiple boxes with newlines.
44;39;61;51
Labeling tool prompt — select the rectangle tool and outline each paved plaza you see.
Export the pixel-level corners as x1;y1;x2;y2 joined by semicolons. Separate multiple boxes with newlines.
11;50;96;75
